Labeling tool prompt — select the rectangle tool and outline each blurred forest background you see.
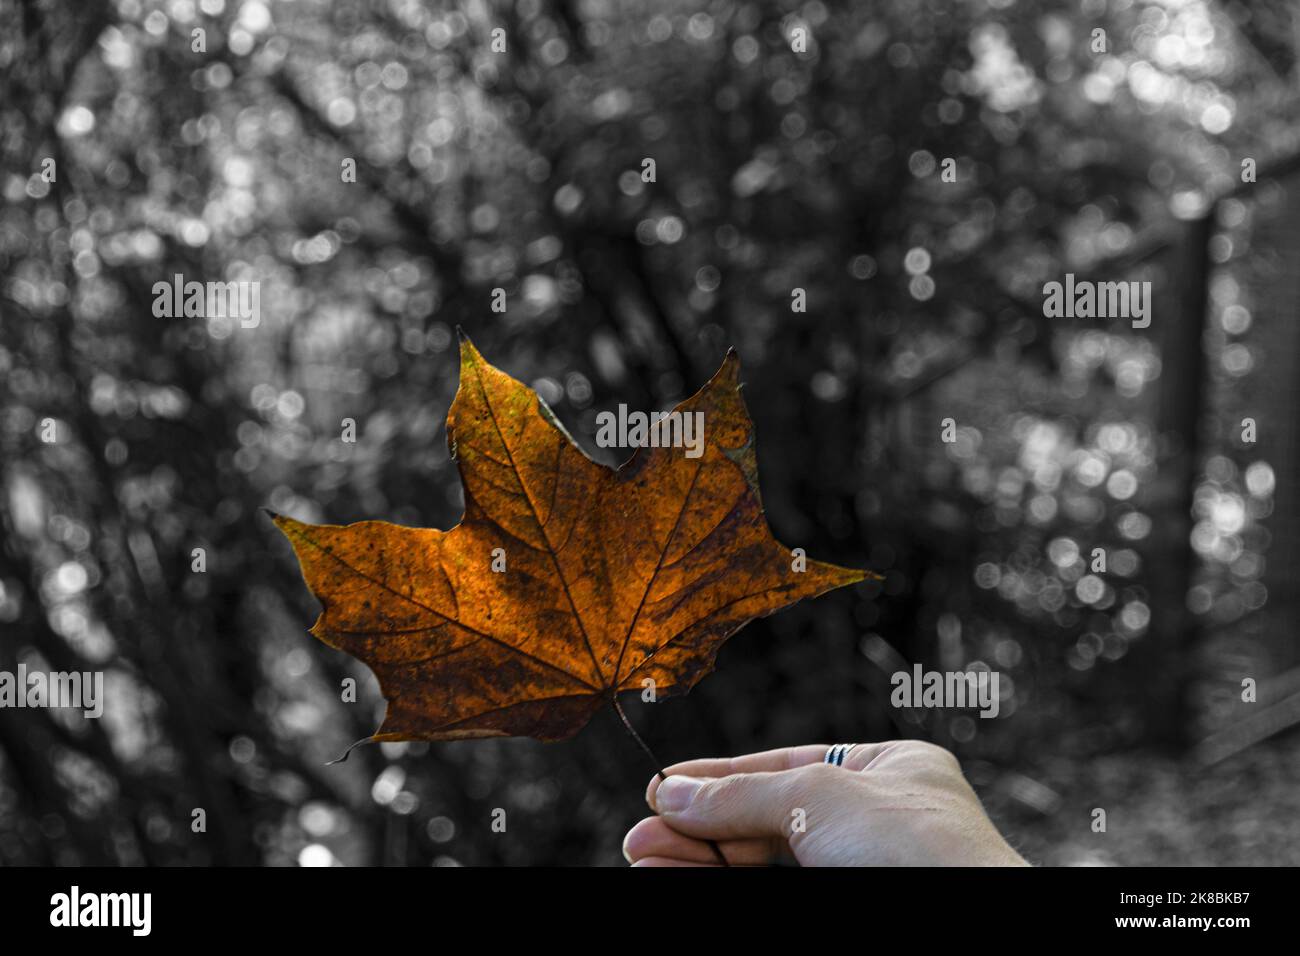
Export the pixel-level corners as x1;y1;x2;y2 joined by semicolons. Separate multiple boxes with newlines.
2;0;1299;866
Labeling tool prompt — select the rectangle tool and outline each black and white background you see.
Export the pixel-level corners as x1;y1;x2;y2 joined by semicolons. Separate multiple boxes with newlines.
0;0;1297;891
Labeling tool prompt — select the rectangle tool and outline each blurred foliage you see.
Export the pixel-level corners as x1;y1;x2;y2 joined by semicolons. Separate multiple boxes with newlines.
1;0;1298;865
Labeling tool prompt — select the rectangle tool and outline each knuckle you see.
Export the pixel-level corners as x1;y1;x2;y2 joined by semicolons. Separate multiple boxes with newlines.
773;766;827;812
901;739;960;769
791;761;851;799
699;772;745;811
786;765;853;843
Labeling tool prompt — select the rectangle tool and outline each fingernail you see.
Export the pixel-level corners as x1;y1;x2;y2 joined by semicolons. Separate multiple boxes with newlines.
655;775;704;813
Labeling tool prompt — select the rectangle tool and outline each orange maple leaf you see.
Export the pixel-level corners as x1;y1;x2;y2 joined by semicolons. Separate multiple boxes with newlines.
272;337;868;743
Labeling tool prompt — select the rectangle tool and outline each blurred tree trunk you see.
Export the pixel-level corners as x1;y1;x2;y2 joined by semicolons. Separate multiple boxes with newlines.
1250;178;1300;677
1140;214;1213;750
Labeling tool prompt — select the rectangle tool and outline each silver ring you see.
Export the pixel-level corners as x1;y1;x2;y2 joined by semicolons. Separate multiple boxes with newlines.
824;743;855;766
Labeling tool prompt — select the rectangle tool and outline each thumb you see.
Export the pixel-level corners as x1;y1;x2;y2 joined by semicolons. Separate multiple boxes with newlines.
654;768;817;841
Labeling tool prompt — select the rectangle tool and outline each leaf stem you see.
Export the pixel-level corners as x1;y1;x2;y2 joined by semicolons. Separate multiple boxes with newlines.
610;697;729;867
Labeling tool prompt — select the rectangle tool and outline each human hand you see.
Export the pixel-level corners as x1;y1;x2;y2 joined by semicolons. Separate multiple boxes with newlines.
624;741;1029;866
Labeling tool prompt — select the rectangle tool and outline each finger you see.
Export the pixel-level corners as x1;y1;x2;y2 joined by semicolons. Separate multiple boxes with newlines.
653;764;846;842
623;815;782;866
648;742;890;809
663;745;829;779
630;856;720;867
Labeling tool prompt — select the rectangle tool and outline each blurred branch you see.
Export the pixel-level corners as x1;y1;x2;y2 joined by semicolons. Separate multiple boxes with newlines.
267;68;473;311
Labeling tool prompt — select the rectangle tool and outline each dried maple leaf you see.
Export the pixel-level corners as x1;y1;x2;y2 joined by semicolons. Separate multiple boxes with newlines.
272;336;868;743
